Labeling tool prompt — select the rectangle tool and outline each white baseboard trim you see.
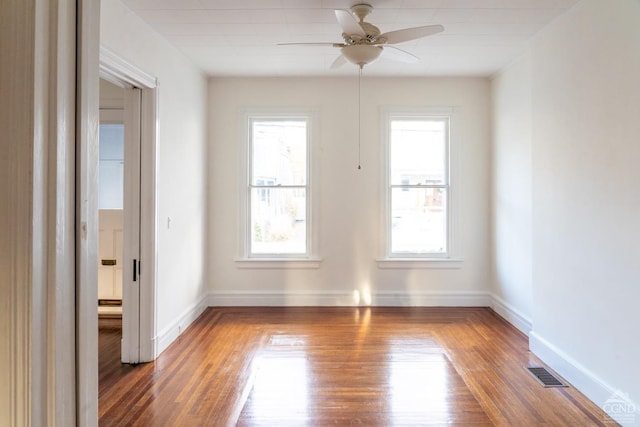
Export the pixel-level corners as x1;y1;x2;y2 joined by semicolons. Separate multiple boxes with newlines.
206;290;491;307
488;294;532;336
530;331;639;426
207;291;356;307
374;291;491;307
156;294;208;357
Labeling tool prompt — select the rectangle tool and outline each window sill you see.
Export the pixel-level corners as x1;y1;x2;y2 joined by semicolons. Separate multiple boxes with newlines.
235;258;322;269
376;258;463;269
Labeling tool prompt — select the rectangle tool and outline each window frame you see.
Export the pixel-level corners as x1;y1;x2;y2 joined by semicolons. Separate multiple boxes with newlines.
237;109;321;268
379;107;462;268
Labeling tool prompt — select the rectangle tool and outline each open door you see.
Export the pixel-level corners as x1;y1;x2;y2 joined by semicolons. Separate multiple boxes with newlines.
98;79;142;364
121;86;142;363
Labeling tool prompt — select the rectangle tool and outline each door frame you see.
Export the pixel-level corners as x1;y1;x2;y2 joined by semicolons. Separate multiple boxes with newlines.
76;2;101;424
3;0;77;424
99;47;159;363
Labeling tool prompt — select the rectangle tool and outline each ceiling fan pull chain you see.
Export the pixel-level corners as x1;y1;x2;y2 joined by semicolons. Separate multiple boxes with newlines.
358;66;363;170
358;66;362;170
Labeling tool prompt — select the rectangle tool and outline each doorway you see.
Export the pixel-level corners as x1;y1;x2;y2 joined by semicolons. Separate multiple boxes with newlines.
99;48;158;364
98;79;125;321
98;77;143;364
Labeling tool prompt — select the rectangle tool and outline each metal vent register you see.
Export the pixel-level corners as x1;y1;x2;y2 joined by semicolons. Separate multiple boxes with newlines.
526;367;568;387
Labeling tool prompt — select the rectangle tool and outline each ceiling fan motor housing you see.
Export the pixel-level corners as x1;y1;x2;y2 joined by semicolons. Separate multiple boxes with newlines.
349;4;382;43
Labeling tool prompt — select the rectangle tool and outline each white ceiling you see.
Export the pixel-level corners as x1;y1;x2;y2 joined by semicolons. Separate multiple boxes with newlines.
120;0;580;77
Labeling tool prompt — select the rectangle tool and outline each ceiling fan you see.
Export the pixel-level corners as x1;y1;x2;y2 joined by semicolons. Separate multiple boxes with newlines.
280;3;444;69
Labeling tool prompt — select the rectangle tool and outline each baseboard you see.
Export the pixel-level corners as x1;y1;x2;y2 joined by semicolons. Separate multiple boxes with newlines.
374;291;491;306
530;331;639;426
207;290;491;307
489;294;532;336
156;294;208;357
207;291;356;306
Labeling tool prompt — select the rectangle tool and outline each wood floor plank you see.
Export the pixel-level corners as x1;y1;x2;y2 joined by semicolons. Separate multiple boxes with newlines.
99;307;615;426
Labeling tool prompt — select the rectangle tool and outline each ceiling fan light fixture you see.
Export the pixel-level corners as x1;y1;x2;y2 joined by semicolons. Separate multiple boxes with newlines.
341;45;382;67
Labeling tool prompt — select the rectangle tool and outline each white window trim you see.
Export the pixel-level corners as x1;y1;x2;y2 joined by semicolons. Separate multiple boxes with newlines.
237;108;322;269
378;106;463;269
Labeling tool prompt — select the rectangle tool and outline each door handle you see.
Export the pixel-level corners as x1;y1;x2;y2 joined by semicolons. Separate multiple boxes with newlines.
133;259;137;282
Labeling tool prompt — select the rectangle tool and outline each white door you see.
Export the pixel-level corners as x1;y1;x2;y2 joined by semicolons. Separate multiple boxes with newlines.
121;86;142;364
98;83;142;364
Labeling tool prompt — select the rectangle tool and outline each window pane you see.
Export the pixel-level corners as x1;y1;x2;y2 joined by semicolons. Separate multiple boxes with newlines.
251;188;306;254
99;124;124;160
98;124;124;210
390;120;446;185
252;120;307;186
391;188;447;254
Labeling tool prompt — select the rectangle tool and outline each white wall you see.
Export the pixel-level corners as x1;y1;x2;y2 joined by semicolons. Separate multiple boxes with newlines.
492;0;640;421
208;77;491;306
101;0;209;349
489;55;533;334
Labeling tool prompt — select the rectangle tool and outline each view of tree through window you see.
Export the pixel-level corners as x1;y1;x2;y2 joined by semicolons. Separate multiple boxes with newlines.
389;118;449;255
249;119;308;255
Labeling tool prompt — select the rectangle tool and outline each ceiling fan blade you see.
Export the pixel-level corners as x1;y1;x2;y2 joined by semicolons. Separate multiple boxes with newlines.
379;24;444;44
330;55;347;69
335;9;366;37
381;46;419;63
278;42;344;47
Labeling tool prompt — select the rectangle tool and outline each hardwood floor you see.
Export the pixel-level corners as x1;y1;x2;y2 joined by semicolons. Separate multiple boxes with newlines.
98;317;136;395
99;307;616;426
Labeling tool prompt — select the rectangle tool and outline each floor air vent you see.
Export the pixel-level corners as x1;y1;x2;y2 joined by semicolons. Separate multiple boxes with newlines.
526;367;568;387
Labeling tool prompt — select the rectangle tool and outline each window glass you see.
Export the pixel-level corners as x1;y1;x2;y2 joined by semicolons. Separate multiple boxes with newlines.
391;187;447;254
390;120;446;185
388;117;449;256
249;119;309;256
251;121;306;186
98;124;124;210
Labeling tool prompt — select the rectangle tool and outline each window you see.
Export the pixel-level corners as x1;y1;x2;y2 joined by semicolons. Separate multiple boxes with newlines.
98;124;125;210
246;117;310;258
382;109;459;265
